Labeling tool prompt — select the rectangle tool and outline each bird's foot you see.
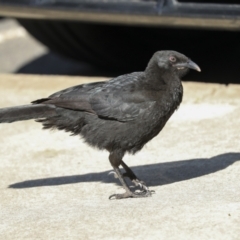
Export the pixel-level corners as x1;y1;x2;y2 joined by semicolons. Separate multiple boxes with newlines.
122;172;154;193
129;179;155;195
132;179;149;191
108;168;155;199
109;189;153;200
109;170;154;193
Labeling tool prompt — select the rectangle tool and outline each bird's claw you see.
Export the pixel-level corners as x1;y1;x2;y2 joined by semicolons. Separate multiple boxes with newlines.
122;172;147;189
132;179;148;191
108;169;154;198
109;189;153;200
111;171;152;192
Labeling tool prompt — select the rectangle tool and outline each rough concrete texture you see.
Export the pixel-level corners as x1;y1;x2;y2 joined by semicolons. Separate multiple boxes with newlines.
0;74;240;240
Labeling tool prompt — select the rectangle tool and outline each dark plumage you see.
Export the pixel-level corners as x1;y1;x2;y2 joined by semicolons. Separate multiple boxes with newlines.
0;50;200;199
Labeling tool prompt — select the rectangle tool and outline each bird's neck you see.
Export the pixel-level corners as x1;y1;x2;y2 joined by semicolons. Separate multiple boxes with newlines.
144;64;178;89
144;63;183;105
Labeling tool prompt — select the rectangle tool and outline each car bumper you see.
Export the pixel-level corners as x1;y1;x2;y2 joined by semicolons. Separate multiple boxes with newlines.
0;0;240;30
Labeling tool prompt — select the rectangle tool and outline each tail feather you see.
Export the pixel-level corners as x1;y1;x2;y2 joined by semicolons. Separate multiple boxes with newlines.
0;104;57;123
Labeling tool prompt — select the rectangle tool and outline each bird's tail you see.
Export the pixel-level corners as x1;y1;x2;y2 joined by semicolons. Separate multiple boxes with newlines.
0;104;57;123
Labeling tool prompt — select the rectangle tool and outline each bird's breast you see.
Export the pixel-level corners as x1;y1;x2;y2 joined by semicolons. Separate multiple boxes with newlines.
145;84;183;128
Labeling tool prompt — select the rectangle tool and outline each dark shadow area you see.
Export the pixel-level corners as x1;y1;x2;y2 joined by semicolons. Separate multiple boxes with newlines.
9;152;240;189
15;20;240;84
16;44;240;83
17;52;121;77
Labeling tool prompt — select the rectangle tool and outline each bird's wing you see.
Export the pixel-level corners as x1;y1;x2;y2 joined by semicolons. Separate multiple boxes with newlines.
32;82;105;114
32;73;156;121
88;73;158;121
89;92;155;121
49;81;106;98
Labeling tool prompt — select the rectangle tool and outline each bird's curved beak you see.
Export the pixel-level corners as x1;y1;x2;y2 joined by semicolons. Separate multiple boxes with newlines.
175;60;201;72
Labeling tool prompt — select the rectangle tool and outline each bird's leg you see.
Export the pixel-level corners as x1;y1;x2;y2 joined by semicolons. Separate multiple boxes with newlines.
121;160;149;191
108;150;152;200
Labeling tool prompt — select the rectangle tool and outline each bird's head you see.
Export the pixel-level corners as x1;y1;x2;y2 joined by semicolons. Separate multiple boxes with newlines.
149;50;201;78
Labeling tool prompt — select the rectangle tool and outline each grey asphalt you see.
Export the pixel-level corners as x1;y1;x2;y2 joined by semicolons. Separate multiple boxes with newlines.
0;74;240;240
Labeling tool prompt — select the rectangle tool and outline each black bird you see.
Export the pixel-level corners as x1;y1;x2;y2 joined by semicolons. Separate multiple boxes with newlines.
0;51;200;199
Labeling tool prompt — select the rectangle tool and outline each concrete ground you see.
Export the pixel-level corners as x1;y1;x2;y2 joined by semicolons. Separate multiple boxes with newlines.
0;74;240;240
0;18;87;75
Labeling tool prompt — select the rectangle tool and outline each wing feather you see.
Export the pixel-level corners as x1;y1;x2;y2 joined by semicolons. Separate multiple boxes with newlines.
33;72;157;121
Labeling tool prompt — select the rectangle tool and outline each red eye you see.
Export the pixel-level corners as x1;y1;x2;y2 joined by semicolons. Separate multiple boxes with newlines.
169;56;176;62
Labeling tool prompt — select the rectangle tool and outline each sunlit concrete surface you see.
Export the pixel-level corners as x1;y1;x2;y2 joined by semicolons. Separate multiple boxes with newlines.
0;18;86;75
0;74;240;240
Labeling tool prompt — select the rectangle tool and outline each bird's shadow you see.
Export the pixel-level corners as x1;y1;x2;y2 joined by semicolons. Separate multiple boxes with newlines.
9;152;240;189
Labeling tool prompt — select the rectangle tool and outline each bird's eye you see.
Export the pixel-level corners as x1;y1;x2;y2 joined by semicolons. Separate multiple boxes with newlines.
169;56;176;62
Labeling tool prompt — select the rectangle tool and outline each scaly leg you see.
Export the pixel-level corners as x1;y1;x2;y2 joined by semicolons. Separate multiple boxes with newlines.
108;150;153;200
121;160;149;191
